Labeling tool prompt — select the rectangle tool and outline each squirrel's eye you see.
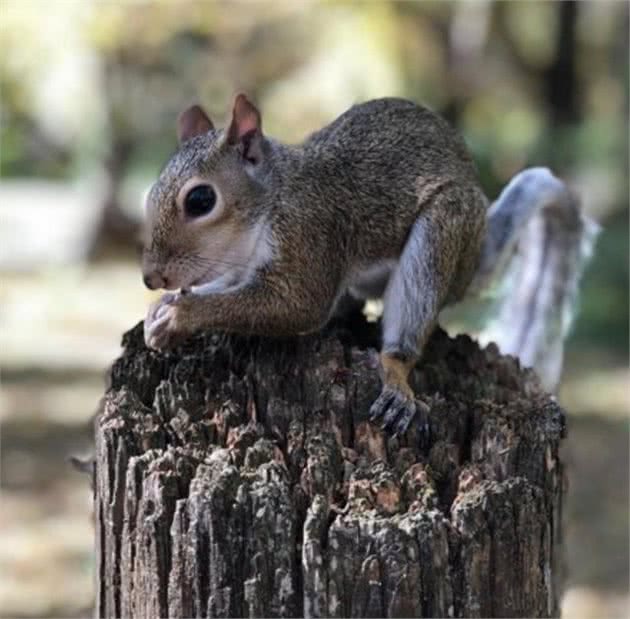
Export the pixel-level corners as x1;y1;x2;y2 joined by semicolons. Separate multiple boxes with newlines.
184;185;216;218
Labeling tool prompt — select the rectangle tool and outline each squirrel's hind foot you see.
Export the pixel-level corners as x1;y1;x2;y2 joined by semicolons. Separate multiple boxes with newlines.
369;386;430;447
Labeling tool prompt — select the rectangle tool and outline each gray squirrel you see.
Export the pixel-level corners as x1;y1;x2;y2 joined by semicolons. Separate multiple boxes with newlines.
142;94;596;436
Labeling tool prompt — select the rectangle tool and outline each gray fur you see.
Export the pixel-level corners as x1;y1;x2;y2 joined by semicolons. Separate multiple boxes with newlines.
469;167;598;391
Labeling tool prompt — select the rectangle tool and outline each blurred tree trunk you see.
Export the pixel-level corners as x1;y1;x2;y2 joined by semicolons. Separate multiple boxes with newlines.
495;1;581;171
95;321;566;618
87;136;138;261
545;0;579;127
87;55;140;261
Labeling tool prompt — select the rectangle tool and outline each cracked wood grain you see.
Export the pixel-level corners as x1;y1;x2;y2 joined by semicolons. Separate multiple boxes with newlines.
95;322;565;618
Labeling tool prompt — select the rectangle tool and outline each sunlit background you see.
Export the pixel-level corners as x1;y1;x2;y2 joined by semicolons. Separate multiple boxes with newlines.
1;1;628;617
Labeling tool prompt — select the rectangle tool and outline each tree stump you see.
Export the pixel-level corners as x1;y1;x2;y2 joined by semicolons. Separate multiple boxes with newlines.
95;320;565;618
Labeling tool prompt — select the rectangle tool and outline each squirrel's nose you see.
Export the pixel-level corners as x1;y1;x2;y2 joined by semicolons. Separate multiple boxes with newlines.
143;272;167;290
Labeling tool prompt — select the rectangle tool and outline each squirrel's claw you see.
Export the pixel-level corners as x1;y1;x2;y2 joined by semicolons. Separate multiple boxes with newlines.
369;386;431;448
144;292;185;350
369;385;411;434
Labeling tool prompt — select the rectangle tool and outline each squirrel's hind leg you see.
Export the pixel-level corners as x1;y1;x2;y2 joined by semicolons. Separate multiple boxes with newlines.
370;214;460;440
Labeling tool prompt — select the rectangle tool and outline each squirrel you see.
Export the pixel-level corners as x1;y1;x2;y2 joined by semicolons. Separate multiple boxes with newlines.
142;94;596;437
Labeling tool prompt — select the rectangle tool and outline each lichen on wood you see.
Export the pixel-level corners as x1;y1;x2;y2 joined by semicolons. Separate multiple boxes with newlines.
95;321;565;618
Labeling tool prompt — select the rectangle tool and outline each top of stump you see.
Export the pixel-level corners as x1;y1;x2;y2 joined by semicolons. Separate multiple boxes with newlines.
104;320;565;520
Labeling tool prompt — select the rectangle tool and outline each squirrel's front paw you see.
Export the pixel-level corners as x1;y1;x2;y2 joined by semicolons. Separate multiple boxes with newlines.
369;385;430;446
144;292;189;350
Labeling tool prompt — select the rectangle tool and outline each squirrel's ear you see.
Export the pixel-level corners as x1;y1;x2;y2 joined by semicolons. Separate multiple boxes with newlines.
226;93;263;164
177;105;214;144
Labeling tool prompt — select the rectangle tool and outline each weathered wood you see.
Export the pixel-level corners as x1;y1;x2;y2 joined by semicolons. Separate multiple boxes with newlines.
95;321;565;618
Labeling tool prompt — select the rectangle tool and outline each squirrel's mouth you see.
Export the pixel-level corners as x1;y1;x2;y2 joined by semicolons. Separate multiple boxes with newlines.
181;266;241;296
179;280;211;296
186;265;224;290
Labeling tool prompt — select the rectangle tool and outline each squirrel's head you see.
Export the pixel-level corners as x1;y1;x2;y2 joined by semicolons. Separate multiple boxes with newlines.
142;94;272;291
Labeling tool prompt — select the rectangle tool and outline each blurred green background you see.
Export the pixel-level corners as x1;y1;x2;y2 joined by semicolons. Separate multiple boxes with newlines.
0;1;627;617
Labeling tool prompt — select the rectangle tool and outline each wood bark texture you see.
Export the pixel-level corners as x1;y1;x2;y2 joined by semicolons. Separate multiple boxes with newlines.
95;321;565;618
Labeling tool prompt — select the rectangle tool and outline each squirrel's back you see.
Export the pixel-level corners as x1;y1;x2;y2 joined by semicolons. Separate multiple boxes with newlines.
283;98;486;273
305;98;480;186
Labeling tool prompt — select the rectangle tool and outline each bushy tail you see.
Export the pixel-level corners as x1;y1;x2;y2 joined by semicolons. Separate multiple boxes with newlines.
469;167;599;392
